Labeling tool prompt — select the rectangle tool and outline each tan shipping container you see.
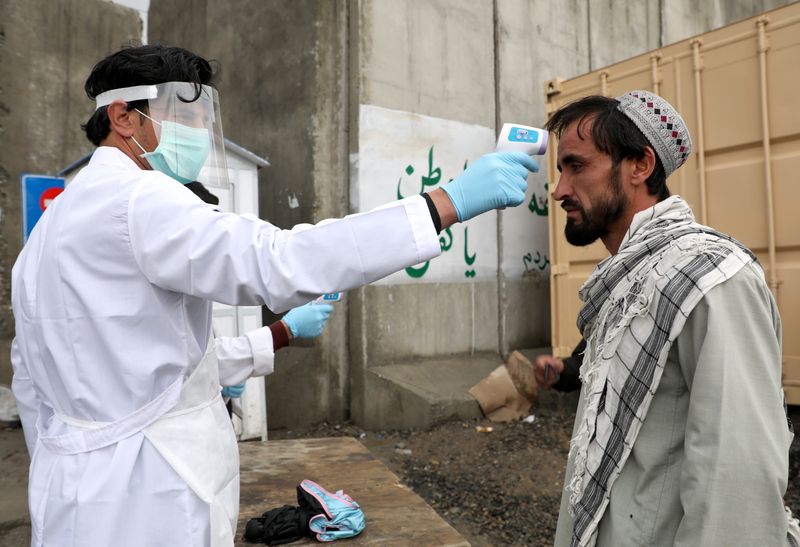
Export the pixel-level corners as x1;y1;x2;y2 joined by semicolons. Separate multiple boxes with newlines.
545;3;800;401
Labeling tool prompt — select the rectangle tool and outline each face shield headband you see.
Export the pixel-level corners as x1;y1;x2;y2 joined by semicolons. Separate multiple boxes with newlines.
95;82;229;188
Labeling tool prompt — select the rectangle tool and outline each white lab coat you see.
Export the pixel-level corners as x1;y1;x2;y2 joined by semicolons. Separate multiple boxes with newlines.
11;146;441;546
216;327;277;388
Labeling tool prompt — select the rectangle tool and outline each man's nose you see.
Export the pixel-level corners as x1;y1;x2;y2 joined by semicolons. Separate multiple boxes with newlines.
552;176;570;202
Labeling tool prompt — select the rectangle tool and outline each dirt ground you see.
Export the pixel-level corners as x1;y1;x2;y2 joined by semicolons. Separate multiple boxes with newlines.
0;425;31;547
271;403;800;546
271;406;575;546
3;404;800;546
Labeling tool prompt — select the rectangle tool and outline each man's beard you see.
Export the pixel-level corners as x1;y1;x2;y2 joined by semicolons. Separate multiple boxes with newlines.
563;165;627;247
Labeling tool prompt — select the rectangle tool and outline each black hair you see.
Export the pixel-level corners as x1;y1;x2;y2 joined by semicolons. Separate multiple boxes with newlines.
184;181;220;205
545;95;669;201
82;44;214;146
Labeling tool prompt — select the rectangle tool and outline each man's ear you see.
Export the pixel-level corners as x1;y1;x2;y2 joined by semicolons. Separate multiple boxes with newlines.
106;100;138;138
631;146;657;188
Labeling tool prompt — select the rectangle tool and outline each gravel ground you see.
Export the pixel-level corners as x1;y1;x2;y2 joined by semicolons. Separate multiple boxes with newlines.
785;408;800;512
4;405;800;546
270;404;576;546
273;405;800;546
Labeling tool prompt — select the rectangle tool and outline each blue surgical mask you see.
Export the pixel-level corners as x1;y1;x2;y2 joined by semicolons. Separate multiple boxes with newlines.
132;110;212;184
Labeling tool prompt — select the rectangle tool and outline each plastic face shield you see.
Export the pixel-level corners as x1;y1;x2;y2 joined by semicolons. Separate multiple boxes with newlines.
95;81;230;188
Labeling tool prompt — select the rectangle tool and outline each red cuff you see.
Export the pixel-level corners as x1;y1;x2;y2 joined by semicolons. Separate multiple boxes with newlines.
269;321;290;352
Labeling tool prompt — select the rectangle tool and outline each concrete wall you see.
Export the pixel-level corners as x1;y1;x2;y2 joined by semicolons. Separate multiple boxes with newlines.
149;0;351;428
494;0;590;356
145;0;797;429
588;0;661;71
0;0;140;386
347;1;501;426
1;0;794;424
661;0;794;45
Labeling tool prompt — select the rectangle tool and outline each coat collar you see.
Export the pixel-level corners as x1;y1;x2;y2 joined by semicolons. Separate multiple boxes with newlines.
89;146;142;171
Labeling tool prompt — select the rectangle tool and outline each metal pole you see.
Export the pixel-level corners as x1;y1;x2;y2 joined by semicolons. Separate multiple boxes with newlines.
756;16;780;296
599;71;610;96
691;39;708;224
650;53;661;95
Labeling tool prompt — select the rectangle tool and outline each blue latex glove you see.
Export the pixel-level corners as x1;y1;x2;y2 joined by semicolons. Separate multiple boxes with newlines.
282;303;334;339
442;151;538;222
222;383;245;398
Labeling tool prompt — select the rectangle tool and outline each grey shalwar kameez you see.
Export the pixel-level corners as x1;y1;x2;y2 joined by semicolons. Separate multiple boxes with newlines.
554;198;795;547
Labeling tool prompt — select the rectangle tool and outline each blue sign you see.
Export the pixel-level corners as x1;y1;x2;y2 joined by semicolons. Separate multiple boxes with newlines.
21;174;65;243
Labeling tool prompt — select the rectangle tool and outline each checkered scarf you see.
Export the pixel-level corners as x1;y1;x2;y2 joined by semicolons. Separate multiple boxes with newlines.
566;196;755;547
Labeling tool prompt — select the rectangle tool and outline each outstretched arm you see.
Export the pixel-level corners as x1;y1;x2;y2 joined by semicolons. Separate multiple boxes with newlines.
129;153;536;312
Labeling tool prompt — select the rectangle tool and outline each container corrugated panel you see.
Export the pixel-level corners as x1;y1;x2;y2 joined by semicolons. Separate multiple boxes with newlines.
545;3;800;402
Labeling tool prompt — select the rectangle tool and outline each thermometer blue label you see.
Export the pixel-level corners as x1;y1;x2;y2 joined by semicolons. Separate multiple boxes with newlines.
509;127;542;144
315;292;342;303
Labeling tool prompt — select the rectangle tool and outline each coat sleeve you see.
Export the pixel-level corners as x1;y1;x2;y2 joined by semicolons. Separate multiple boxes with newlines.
127;176;441;312
10;337;40;457
674;262;791;545
215;327;275;387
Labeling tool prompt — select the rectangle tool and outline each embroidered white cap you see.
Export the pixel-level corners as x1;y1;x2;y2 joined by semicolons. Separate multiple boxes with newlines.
616;90;692;177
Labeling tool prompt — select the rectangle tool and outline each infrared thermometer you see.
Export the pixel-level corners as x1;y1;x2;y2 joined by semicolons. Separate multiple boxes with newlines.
494;124;548;211
314;292;342;304
496;123;548;156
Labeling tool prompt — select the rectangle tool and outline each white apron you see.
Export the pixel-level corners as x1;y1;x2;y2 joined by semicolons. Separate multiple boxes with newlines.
36;345;239;547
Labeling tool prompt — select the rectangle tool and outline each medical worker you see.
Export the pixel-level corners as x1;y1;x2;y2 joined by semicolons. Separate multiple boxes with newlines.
11;44;537;547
